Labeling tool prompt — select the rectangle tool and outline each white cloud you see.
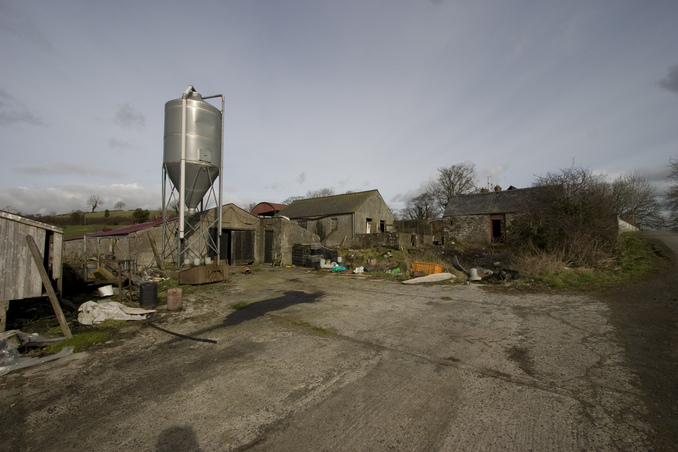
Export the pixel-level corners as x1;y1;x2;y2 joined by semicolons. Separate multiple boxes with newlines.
14;163;125;179
0;183;158;216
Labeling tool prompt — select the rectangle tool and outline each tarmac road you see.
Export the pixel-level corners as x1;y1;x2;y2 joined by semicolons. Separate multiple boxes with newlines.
1;233;677;451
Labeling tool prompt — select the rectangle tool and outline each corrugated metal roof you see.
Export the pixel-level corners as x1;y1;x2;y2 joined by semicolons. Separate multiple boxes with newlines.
443;187;542;217
0;210;64;233
277;190;381;219
250;202;287;217
65;216;175;241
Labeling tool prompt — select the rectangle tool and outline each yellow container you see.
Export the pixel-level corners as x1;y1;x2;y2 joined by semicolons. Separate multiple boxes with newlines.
411;262;443;275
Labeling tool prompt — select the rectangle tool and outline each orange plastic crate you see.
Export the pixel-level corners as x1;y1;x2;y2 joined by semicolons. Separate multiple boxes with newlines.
411;262;443;275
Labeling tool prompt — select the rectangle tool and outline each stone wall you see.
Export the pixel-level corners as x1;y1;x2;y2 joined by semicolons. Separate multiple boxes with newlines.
347;232;432;249
442;215;489;243
258;218;320;266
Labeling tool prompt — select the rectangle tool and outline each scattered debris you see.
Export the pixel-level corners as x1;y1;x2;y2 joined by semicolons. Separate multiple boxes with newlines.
403;273;456;285
97;285;114;297
451;255;469;276
468;268;483;281
14;330;66;345
452;255;519;282
92;266;116;281
178;263;228;284
1;330;73;376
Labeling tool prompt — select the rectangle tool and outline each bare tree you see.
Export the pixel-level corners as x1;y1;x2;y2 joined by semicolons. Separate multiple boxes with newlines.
282;195;304;205
305;188;335;198
510;165;617;265
666;156;678;229
281;188;335;205
167;199;181;215
400;192;436;220
88;194;103;213
114;201;125;211
611;171;665;230
428;162;478;216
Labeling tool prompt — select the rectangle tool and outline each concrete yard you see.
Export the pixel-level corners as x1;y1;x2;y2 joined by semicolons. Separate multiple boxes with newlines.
1;232;677;451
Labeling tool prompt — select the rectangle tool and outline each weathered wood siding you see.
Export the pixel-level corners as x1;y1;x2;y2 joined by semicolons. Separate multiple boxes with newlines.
0;212;63;302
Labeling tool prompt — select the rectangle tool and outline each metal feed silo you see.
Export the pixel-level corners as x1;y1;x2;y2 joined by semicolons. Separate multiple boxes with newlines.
162;85;224;268
163;89;221;214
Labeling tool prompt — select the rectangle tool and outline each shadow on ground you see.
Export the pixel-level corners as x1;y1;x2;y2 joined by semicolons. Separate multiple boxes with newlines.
223;290;324;326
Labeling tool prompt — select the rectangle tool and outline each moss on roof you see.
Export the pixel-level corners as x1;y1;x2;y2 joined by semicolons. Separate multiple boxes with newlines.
277;190;380;219
443;187;543;216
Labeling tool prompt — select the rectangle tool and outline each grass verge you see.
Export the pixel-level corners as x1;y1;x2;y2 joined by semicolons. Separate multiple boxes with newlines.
42;319;129;354
509;233;669;292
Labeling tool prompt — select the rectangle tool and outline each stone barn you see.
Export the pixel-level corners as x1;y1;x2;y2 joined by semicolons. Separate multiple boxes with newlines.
442;187;540;243
199;204;319;266
277;190;395;247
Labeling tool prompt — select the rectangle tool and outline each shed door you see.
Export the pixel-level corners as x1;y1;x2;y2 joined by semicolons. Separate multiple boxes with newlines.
220;229;255;265
232;230;254;264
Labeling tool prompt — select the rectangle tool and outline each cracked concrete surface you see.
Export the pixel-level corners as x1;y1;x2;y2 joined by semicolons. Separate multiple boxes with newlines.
1;232;677;451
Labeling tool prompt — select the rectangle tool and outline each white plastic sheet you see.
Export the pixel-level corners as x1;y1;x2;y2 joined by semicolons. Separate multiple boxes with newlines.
77;301;155;325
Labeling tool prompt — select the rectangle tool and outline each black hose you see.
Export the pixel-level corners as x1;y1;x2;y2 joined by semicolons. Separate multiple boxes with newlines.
147;322;217;344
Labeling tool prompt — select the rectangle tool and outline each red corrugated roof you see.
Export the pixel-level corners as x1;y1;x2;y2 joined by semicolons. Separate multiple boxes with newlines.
250;202;287;217
65;217;176;241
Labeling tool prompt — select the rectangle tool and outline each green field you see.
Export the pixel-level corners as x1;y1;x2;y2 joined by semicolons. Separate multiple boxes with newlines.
64;209;162;220
60;209;163;238
63;224;126;239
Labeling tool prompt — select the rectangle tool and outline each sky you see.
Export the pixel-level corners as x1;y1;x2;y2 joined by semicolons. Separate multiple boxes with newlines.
1;0;677;217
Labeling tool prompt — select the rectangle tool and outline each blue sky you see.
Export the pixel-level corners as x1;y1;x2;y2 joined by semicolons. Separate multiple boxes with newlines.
1;0;677;216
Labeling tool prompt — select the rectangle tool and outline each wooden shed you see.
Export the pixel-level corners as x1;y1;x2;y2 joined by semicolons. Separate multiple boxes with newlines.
1;211;64;331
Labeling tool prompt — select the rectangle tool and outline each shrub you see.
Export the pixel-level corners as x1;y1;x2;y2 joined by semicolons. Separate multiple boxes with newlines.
508;166;618;266
132;208;150;223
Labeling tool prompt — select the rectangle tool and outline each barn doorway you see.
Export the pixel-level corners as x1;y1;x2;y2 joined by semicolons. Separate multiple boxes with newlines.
490;214;505;242
219;229;255;265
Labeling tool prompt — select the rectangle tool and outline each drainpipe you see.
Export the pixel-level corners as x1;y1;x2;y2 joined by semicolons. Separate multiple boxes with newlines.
218;95;223;264
178;85;194;241
203;93;225;264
